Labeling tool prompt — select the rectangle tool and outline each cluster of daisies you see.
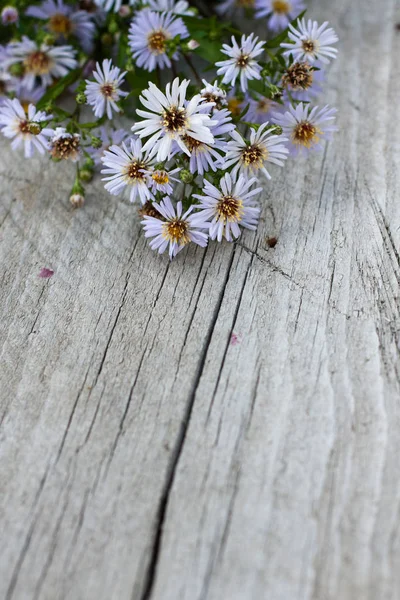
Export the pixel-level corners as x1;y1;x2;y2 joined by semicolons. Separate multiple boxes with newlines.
0;0;339;259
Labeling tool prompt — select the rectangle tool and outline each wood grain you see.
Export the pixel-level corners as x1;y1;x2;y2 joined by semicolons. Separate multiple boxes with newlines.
1;0;400;598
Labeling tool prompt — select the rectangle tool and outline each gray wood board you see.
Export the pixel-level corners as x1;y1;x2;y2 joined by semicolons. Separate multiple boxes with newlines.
1;0;400;598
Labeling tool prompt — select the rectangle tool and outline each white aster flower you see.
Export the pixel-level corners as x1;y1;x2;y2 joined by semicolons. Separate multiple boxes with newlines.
85;59;128;119
87;125;129;165
254;0;305;32
171;107;234;176
26;0;95;53
101;137;155;204
200;79;227;110
281;18;338;64
141;196;208;259
144;167;181;195
193;172;262;242
223;122;288;180
94;0;138;13
146;0;194;15
128;10;188;72
132;78;216;162
272;102;337;154
0;98;53;157
5;36;77;90
216;34;265;93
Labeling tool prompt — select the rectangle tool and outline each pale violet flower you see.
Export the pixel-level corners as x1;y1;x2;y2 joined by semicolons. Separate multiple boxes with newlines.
141;197;209;259
223;122;288;180
26;0;95;52
200;79;227;110
281;18;339;64
146;0;194;15
216;34;265;93
101;137;155;204
254;0;305;32
0;98;53;157
6;37;77;90
87;125;129;165
85;59;128;119
94;0;138;13
244;93;282;125
193;172;262;242
144;167;181;196
2;6;19;25
272;102;337;154
128;10;188;72
132;78;216;162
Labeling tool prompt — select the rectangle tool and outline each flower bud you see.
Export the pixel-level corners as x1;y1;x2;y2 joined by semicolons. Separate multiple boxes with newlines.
1;6;19;25
76;92;87;105
108;20;119;34
80;168;93;183
90;136;102;149
179;169;194;184
9;62;24;77
101;33;113;46
187;39;200;51
70;194;85;208
118;5;131;17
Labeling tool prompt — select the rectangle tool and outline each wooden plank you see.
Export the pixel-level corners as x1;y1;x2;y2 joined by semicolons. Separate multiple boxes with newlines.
1;0;399;598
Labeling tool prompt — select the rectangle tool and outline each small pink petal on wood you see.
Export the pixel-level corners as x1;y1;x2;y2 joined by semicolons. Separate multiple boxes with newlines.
230;332;241;346
39;268;54;278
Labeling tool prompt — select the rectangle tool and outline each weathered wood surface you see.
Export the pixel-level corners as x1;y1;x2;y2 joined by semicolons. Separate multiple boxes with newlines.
1;0;400;598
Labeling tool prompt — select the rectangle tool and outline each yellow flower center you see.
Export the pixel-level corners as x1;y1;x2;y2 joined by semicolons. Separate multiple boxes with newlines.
292;121;321;147
272;0;291;14
236;54;250;68
148;30;168;54
125;160;146;182
24;51;51;75
217;195;244;222
162;219;190;245
49;13;73;35
152;171;170;185
227;98;242;117
241;144;268;169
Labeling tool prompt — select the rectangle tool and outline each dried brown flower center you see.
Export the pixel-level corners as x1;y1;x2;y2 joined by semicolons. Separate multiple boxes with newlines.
236;54;250;68
293;121;320;146
49;13;73;35
139;201;163;219
152;171;169;185
202;92;224;109
217;195;243;222
302;39;316;53
282;61;313;90
24;51;51;75
148;31;167;54
241;144;268;167
101;83;115;97
126;160;146;181
163;219;190;245
51;135;80;160
162;107;187;133
272;0;291;14
18;120;30;134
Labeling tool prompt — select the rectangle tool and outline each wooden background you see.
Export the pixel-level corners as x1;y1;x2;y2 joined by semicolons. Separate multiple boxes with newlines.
1;0;399;598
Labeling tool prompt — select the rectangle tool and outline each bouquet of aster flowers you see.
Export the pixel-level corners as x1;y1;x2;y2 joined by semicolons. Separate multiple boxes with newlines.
0;0;338;259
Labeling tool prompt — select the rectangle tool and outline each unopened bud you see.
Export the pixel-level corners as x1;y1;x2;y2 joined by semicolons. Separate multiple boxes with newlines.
76;92;87;105
9;62;24;77
179;169;194;184
70;193;85;209
28;123;41;135
108;20;119;34
79;168;93;183
118;5;131;17
187;39;200;51
1;6;19;25
101;33;113;46
43;34;56;46
90;136;102;149
84;157;95;169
